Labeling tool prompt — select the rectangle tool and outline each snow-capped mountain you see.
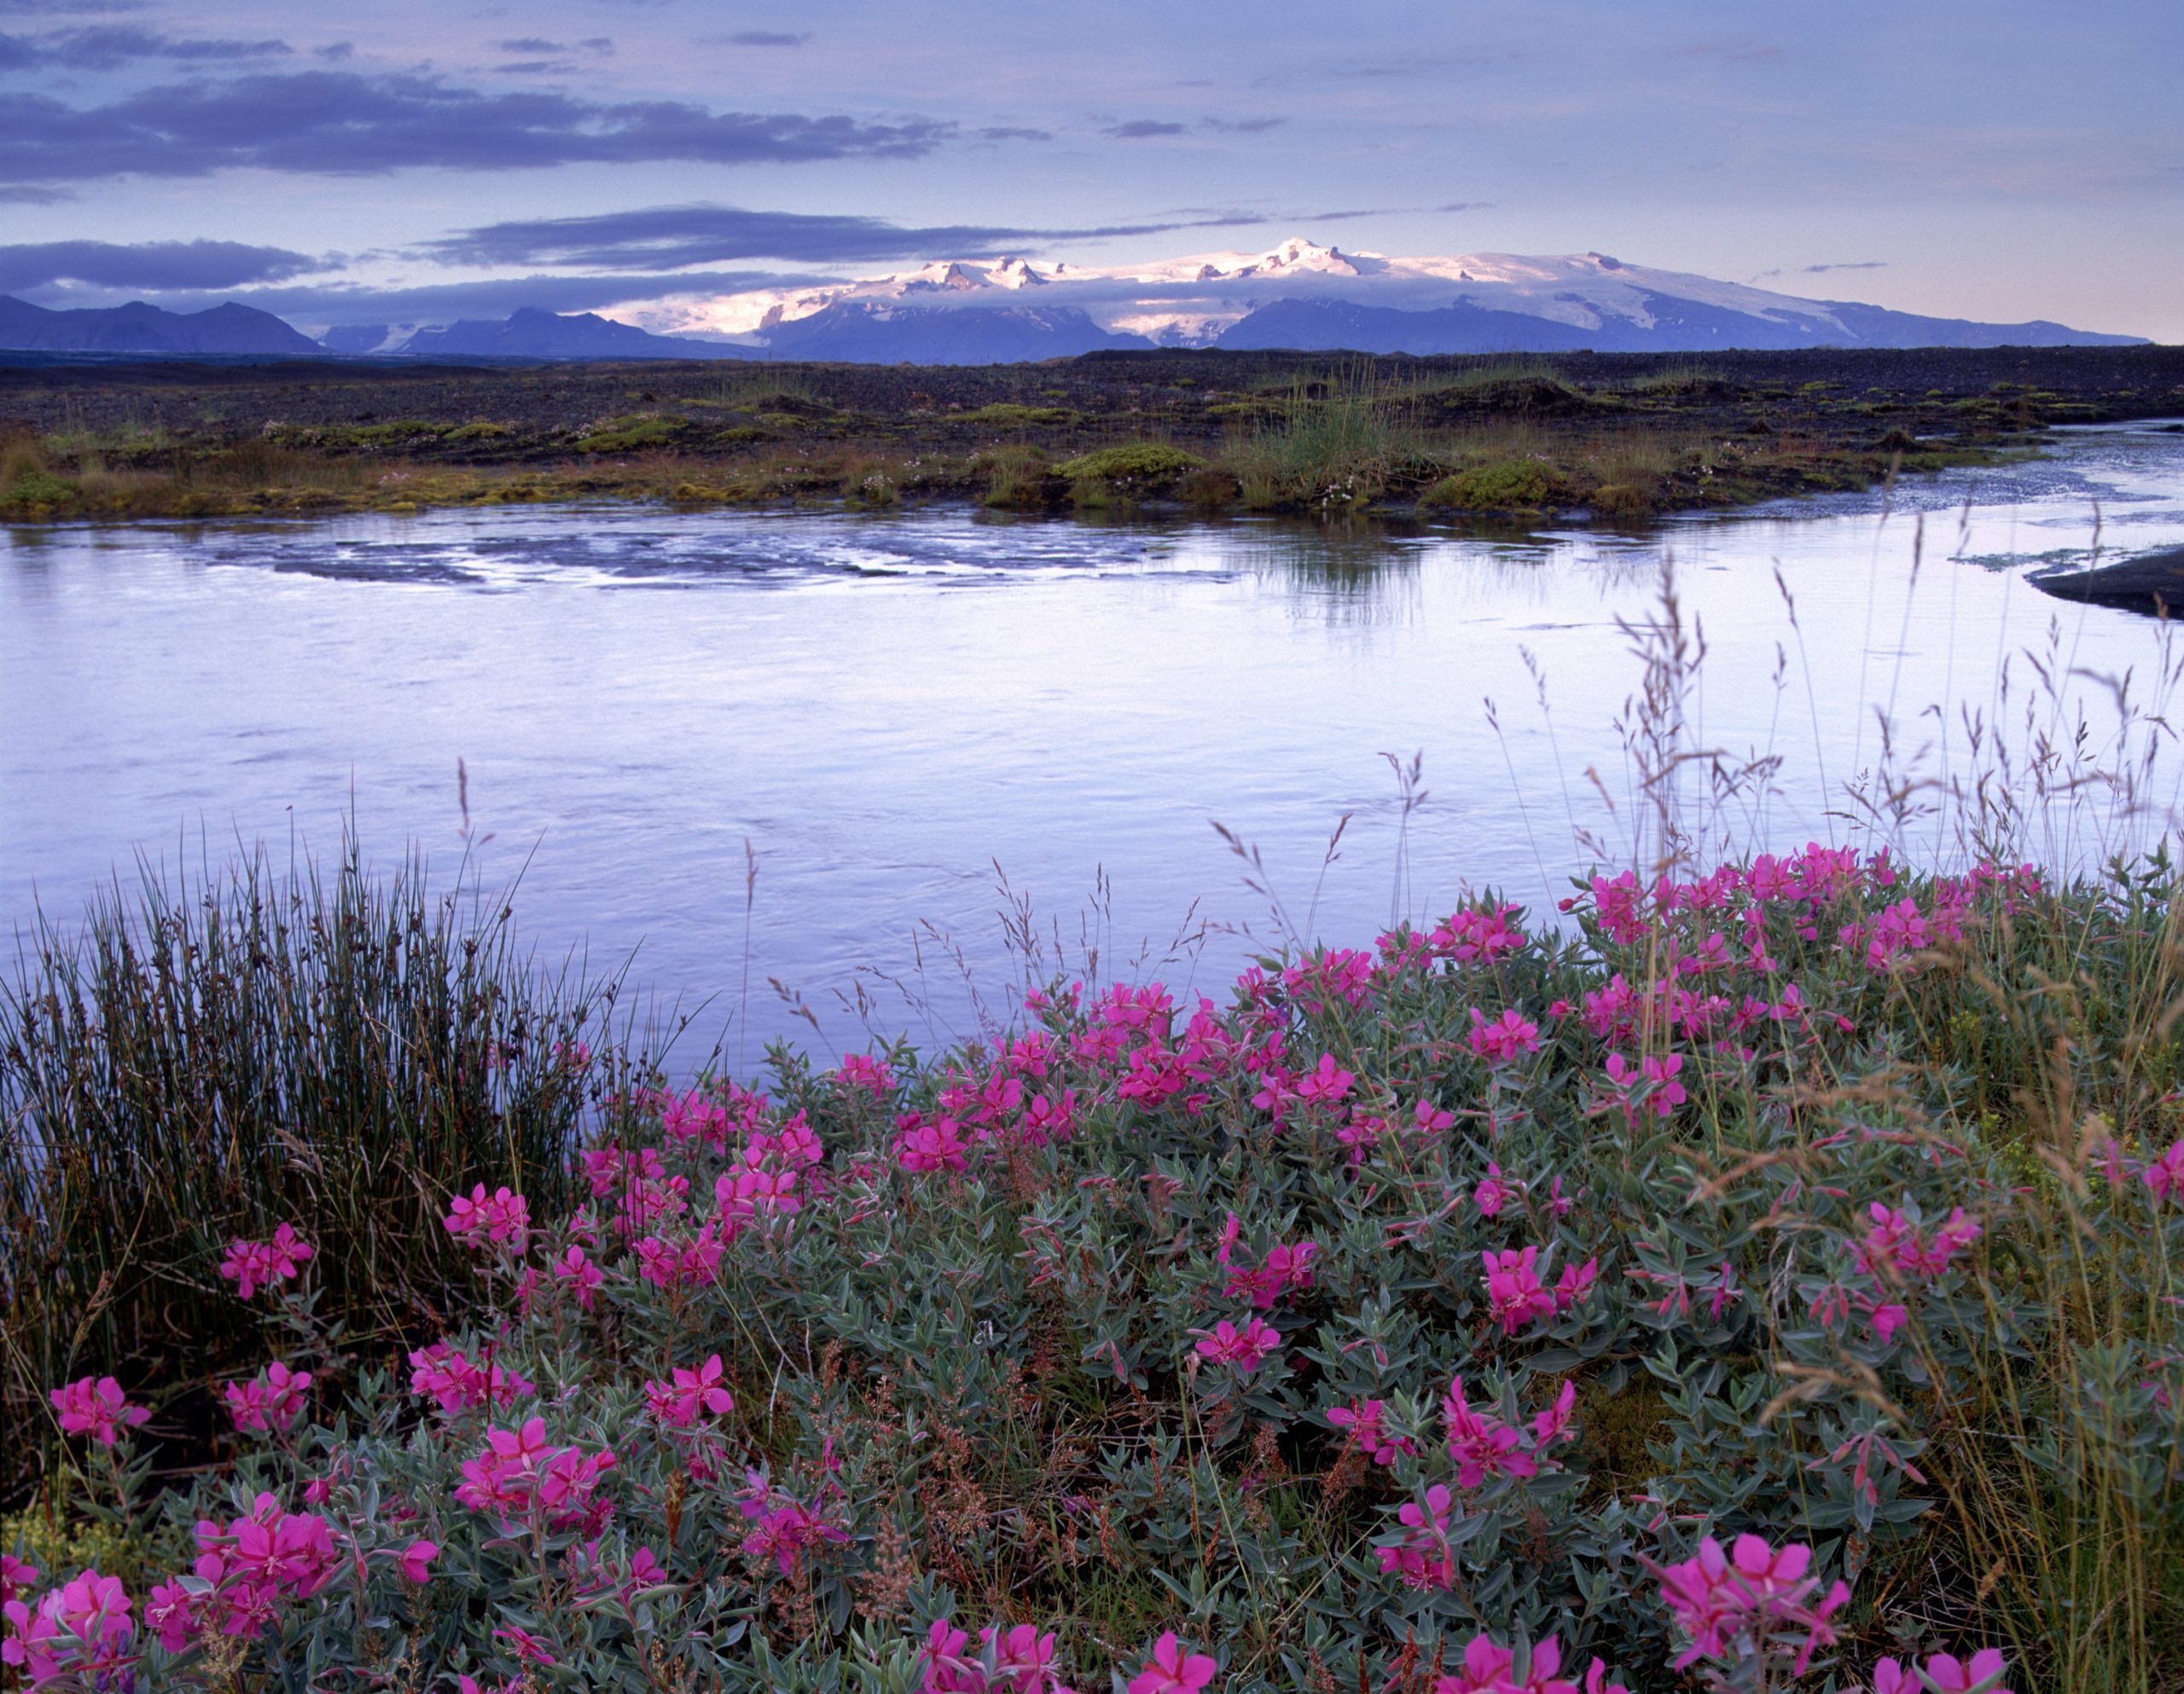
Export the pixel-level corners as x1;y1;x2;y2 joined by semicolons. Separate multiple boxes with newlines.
659;238;2140;360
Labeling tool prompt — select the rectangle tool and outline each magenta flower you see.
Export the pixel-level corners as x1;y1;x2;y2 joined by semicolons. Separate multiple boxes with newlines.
2142;1137;2184;1206
410;1343;535;1416
1128;1632;1217;1694
1473;1163;1515;1219
551;1244;604;1310
1554;1256;1599;1312
1193;1317;1281;1373
1872;1649;2012;1693
1481;1246;1559;1335
1292;1053;1356;1109
1654;1533;1851;1675
398;1540;438;1584
642;1354;735;1428
1442;1375;1541;1488
1327;1397;1414;1467
896;1112;969;1174
1434;1633;1599;1693
224;1360;311;1433
219;1222;315;1300
2;1568;136;1687
1467;1007;1543;1065
0;1556;38;1609
1375;1483;1456;1591
444;1184;531;1250
49;1376;149;1447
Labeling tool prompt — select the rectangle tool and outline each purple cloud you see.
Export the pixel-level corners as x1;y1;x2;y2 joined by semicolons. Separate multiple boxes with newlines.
0;238;322;291
0;73;957;182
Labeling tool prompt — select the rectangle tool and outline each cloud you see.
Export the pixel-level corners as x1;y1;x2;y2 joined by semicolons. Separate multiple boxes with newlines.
717;31;810;47
1753;259;1890;282
0;73;956;183
497;37;613;55
314;43;353;61
0;184;73;203
0;238;324;291
67;268;829;326
975;125;1051;142
0;26;293;72
1102;120;1187;139
3;0;151;13
425;202;1287;270
1204;117;1286;133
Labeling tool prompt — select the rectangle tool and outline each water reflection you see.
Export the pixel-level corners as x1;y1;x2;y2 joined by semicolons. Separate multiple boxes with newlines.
5;422;2182;1058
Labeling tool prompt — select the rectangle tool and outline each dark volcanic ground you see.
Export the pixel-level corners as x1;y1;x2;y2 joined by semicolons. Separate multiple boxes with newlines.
3;345;2179;462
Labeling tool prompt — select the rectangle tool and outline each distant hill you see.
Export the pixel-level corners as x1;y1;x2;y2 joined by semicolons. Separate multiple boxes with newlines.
1211;290;2142;356
391;309;752;361
0;239;2152;365
714;239;2148;362
0;294;322;356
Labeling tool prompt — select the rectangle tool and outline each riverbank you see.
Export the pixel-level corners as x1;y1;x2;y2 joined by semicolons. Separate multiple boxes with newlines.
3;344;2178;526
4;840;2179;1691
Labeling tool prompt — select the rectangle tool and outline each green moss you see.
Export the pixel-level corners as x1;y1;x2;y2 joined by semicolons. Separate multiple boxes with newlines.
960;403;1082;427
1055;442;1204;483
444;421;514;442
1420;458;1571;511
573;414;689;453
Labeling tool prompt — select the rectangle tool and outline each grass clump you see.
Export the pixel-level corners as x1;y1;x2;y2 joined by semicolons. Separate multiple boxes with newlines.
0;839;620;1491
1058;441;1203;504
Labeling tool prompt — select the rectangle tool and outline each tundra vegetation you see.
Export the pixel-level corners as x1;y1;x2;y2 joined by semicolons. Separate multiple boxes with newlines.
2;345;2178;526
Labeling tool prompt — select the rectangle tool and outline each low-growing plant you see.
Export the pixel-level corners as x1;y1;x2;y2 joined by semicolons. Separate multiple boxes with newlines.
6;838;2175;1692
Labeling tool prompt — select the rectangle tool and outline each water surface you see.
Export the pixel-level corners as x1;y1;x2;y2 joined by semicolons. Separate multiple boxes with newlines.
6;422;2182;1058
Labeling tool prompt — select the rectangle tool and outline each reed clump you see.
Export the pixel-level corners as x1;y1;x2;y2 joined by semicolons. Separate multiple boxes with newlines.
0;840;622;1492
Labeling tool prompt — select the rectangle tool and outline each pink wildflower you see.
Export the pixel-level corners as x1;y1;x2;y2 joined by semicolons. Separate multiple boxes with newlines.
643;1354;735;1428
1654;1533;1851;1675
444;1184;530;1250
398;1540;438;1584
1473;1163;1514;1218
49;1377;149;1446
224;1360;311;1433
1871;1649;2012;1693
1292;1053;1356;1110
551;1244;604;1310
1554;1256;1599;1312
218;1222;314;1300
2143;1138;2184;1206
1128;1632;1218;1694
1481;1246;1558;1335
0;1557;37;1609
1375;1483;1456;1591
1194;1317;1281;1373
1467;1007;1543;1065
2;1568;135;1687
1434;1633;1595;1694
1327;1397;1414;1466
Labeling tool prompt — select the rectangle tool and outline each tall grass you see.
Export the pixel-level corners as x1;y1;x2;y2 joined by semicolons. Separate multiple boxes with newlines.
0;838;631;1494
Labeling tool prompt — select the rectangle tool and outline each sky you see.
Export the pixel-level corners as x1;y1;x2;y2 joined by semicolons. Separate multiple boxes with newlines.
2;0;2179;340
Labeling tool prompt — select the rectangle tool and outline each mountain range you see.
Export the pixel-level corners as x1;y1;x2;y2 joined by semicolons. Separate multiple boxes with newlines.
0;240;2151;363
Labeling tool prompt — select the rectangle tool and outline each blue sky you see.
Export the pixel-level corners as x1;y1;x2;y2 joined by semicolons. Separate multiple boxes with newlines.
3;0;2179;338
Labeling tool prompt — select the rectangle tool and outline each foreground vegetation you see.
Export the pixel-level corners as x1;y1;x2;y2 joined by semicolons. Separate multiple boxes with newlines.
3;345;2178;528
4;835;2180;1693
